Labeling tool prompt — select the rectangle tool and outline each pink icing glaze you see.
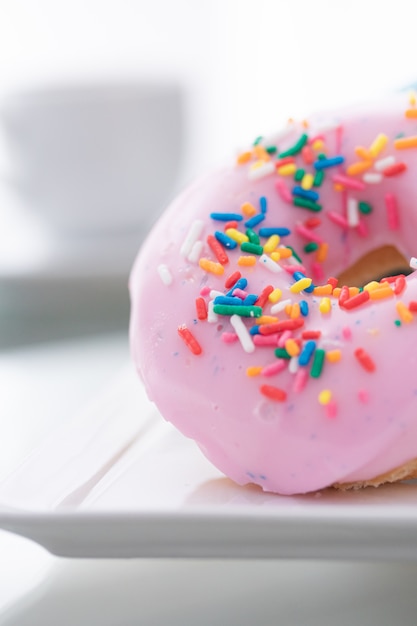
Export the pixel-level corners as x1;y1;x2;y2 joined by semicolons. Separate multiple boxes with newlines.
130;94;417;495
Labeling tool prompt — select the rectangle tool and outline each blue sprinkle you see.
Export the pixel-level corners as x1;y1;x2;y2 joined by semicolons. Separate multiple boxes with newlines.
249;325;260;335
245;213;265;228
213;296;242;306
260;196;268;213
243;294;258;306
215;231;237;249
258;227;291;237
292;186;319;202
210;212;243;221
299;300;309;316
293;271;306;281
313;155;345;170
299;340;316;366
226;277;248;296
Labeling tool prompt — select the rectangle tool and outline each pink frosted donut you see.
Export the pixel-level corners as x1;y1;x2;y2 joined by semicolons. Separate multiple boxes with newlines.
129;93;417;495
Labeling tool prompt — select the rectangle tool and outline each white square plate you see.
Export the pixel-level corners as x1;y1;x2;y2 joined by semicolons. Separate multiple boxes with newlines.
1;365;417;559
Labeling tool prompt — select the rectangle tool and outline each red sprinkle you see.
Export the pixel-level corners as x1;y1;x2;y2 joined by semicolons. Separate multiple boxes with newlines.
224;220;238;230
259;318;305;335
178;325;202;355
380;274;405;284
302;330;322;339
225;271;241;288
207;234;229;265
354;347;375;372
255;284;274;307
338;285;350;307
327;276;338;289
195;297;208;320
341;290;370;310
260;384;287;402
409;301;417;312
304;217;322;229
301;145;315;165
385;193;400;230
276;156;296;168
383;162;407;177
394;275;406;295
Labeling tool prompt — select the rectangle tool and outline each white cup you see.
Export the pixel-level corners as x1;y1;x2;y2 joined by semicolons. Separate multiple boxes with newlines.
0;80;184;234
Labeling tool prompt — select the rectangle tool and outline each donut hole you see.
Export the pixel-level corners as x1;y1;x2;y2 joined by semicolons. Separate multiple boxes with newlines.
337;244;411;287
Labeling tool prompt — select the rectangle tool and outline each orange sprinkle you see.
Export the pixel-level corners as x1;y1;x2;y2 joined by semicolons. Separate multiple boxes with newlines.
313;284;333;296
236;151;252;165
241;201;257;217
346;160;373;176
326;349;342;363
355;146;373;160
276;246;293;259
348;287;360;297
253;145;270;161
405;109;417;119
316;242;329;263
199;258;225;275
333;287;341;298
394;135;417;150
246;366;262;377
290;302;301;319
369;285;394;300
396;301;414;323
285;303;292;316
285;338;300;357
238;255;256;267
257;315;279;324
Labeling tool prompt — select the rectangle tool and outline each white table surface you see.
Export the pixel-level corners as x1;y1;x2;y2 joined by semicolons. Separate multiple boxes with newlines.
2;333;417;625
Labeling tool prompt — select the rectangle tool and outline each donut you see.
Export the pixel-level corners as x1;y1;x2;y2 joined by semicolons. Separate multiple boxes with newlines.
129;92;417;495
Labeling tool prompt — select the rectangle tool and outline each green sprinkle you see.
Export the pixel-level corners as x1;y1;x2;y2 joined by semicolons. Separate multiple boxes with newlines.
310;349;325;378
287;246;303;263
294;168;305;182
241;242;263;255
253;135;263;146
313;170;325;187
274;348;291;360
394;319;402;327
293;197;322;212
317;153;327;160
358;201;373;215
279;133;308;158
213;304;262;317
266;145;277;154
246;228;260;245
304;242;319;253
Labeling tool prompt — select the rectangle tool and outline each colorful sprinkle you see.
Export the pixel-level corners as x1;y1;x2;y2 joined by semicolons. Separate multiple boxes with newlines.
354;348;375;372
177;325;202;355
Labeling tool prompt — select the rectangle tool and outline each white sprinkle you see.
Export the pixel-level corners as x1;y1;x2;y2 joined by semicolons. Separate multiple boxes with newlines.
157;264;173;286
347;197;359;227
209;289;224;299
230;314;255;353
289;356;299;374
410;257;417;270
362;172;382;184
286;255;300;266
207;300;218;323
259;254;283;273
374;155;395;171
270;298;292;315
180;220;205;258
187;240;203;263
248;160;275;181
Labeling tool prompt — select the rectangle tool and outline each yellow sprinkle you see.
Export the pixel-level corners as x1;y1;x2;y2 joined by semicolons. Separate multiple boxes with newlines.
346;160;373;176
394;135;417;150
369;133;388;158
290;277;312;293
238;255;256;267
301;173;314;190
316;242;329;263
363;281;382;292
236;151;252;165
312;139;325;151
253;145;270;161
258;315;279;324
405;109;417;119
250;159;267;171
277;163;297;176
355;146;373;160
396;301;414;323
276;246;293;258
318;389;332;405
199;258;224;275
369;285;394;300
409;91;417;106
270;251;281;262
263;234;280;253
319;297;331;314
326;350;342;363
290;302;301;319
246;366;262;377
225;228;249;245
268;287;282;303
240;201;257;217
285;338;300;357
313;284;333;296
